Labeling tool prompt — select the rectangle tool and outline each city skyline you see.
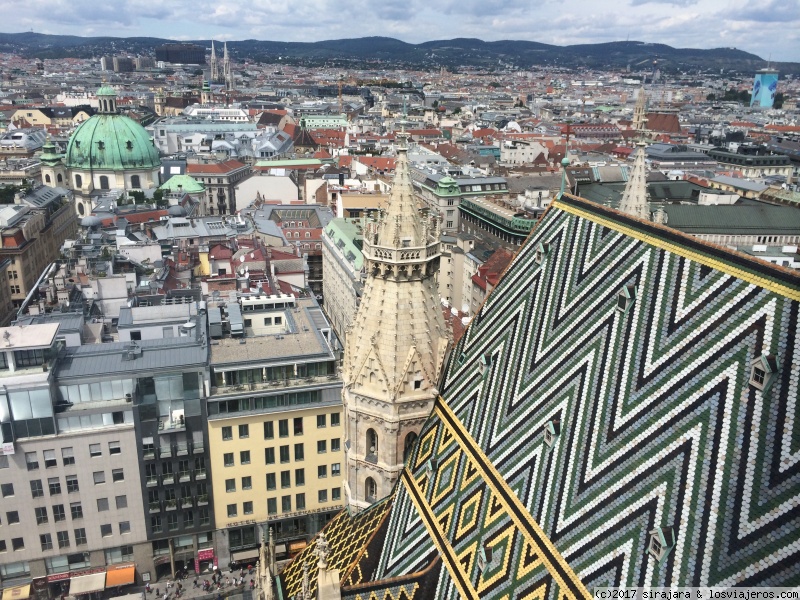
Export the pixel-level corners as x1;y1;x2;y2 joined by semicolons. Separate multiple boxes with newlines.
2;0;799;63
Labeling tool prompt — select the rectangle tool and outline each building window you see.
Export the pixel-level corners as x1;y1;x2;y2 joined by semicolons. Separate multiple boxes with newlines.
151;516;162;533
239;424;249;438
278;419;289;437
61;447;75;466
242;476;252;490
101;524;112;537
279;446;290;463
119;522;131;534
266;473;276;491
221;426;232;440
226;478;236;493
331;438;340;452
167;514;178;531
26;452;39;470
89;444;101;458
240;450;251;465
265;448;275;464
108;441;121;455
332;487;341;501
99;175;109;190
6;510;19;524
35;506;48;524
115;495;127;509
57;531;70;549
295;468;305;486
130;175;141;188
227;504;237;518
74;528;86;546
70;502;83;520
316;414;326;428
112;468;124;482
30;480;43;498
243;501;253;515
294;443;304;461
75;174;82;188
93;471;105;485
293;417;303;435
318;465;327;479
318;489;328;503
749;354;779;392
281;495;291;512
331;463;341;477
53;504;66;522
66;475;79;493
48;478;61;495
40;534;52;551
43;450;57;468
296;493;305;510
267;498;277;515
317;440;327;454
1;483;13;497
281;471;291;488
264;421;274;439
97;497;109;511
224;453;234;467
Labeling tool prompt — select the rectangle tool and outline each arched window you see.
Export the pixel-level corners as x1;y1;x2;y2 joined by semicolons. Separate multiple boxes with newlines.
44;174;51;184
365;477;377;503
130;175;141;188
75;174;82;189
99;175;109;190
57;174;63;184
404;432;418;461
366;428;378;459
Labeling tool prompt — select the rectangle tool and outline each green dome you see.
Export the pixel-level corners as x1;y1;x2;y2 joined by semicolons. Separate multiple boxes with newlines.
158;174;205;194
65;113;160;171
96;85;117;97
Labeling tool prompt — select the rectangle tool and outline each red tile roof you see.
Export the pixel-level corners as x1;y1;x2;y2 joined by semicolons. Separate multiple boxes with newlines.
186;160;247;175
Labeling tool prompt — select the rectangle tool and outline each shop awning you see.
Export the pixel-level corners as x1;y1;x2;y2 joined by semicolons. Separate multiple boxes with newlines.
69;573;106;595
105;565;135;588
230;548;259;563
2;585;31;600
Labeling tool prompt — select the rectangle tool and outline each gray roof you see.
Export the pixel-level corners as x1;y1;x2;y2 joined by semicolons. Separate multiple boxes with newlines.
664;203;800;235
57;336;207;379
711;176;769;193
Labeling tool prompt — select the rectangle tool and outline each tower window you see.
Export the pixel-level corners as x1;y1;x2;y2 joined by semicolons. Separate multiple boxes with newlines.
126;141;133;150
534;242;550;265
75;174;82;188
544;419;561;448
365;477;377;503
97;141;104;150
99;175;109;190
366;429;378;460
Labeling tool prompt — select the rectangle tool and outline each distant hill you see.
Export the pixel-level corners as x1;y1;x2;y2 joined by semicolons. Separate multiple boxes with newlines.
0;32;797;74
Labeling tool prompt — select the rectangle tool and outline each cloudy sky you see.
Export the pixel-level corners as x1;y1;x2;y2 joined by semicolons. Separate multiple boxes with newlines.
4;0;800;62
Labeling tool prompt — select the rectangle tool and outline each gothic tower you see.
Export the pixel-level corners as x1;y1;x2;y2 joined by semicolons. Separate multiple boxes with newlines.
619;85;650;220
223;42;233;91
342;131;450;512
210;40;219;84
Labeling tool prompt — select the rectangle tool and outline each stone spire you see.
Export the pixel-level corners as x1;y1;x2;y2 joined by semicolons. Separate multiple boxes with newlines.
632;85;648;134
223;42;233;91
210;40;218;83
342;130;450;512
618;86;650;220
618;141;650;220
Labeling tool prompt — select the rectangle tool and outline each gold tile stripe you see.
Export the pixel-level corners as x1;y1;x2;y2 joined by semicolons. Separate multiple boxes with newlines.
401;471;480;600
555;197;800;302
434;400;591;600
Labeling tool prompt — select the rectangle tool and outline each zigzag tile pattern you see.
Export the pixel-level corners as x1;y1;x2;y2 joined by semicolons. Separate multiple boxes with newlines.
372;195;800;597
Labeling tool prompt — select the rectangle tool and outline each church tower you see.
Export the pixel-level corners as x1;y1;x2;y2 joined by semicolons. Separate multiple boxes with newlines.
619;86;650;220
342;131;450;512
223;42;233;91
210;40;219;83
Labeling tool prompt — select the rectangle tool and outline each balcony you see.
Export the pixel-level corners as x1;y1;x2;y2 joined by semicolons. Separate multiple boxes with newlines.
165;500;177;511
158;415;186;432
143;449;156;460
211;373;340;397
149;502;161;513
176;444;189;457
162;474;175;485
192;444;204;454
195;469;207;481
178;472;191;483
179;497;193;509
146;476;159;487
160;446;173;459
197;494;209;506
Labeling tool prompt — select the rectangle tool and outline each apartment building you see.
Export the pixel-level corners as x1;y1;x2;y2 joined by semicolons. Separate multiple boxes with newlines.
206;294;343;565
